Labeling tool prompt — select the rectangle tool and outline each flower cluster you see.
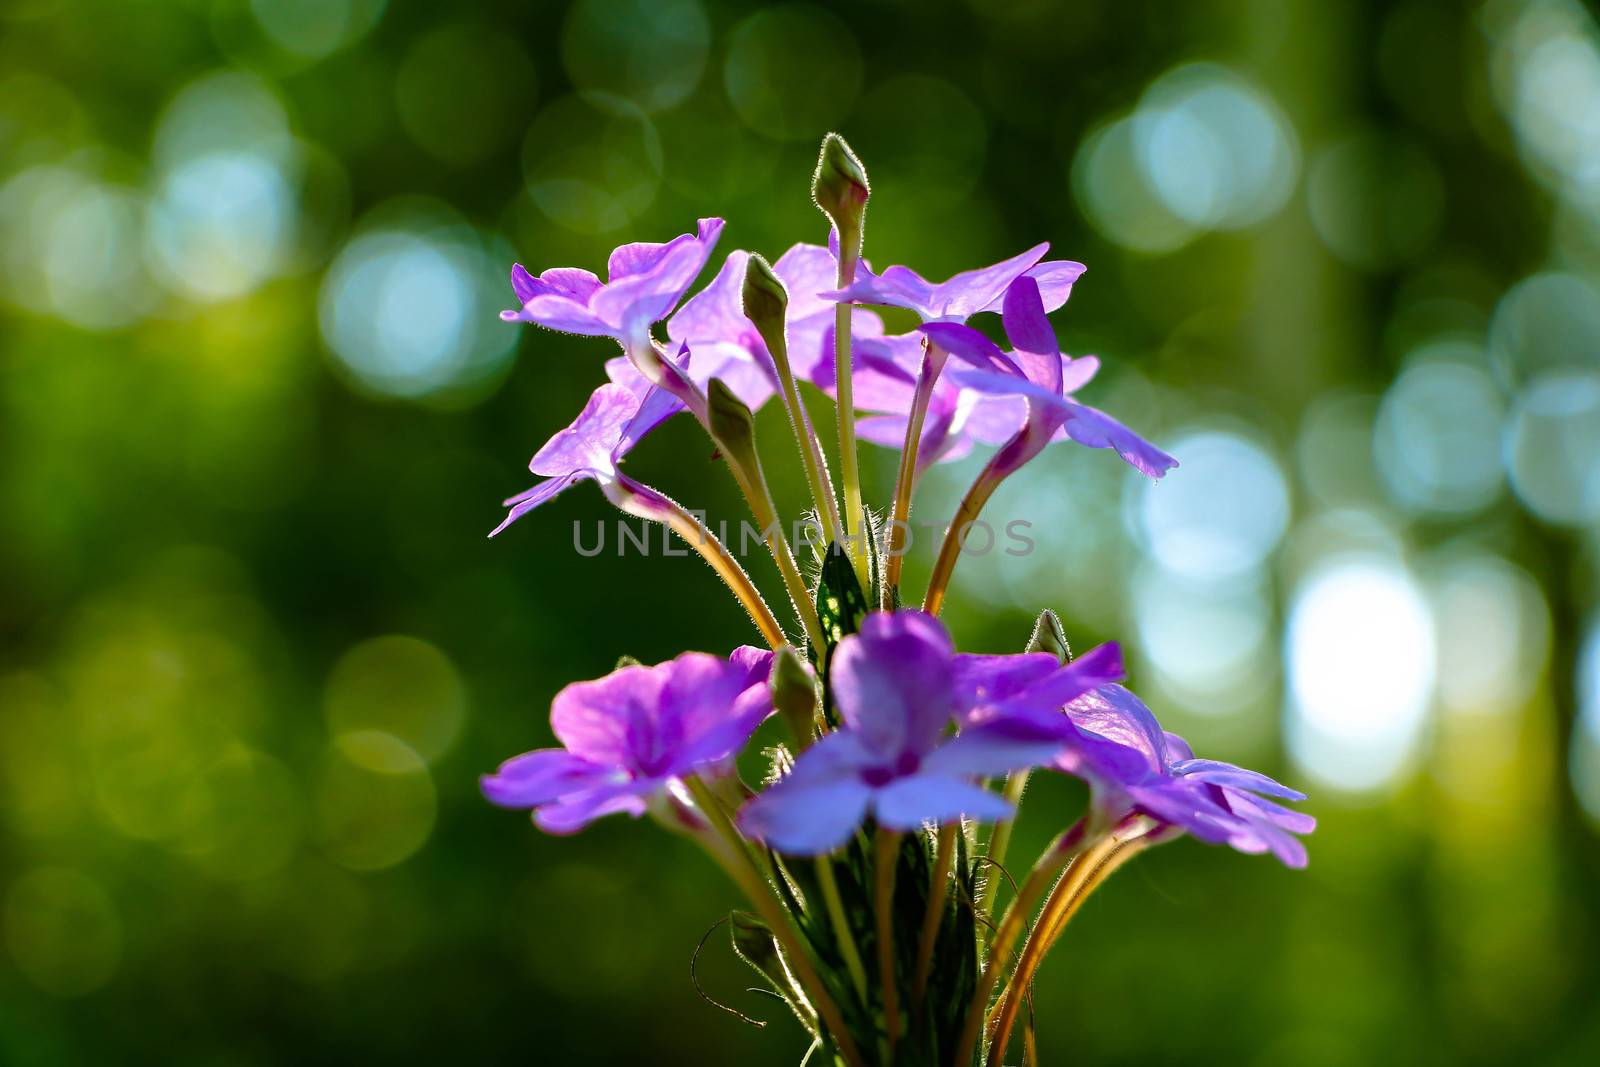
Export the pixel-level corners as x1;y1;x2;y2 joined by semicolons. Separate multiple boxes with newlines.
483;135;1310;1067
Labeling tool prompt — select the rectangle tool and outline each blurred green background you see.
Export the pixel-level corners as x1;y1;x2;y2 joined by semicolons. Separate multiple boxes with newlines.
3;0;1599;1062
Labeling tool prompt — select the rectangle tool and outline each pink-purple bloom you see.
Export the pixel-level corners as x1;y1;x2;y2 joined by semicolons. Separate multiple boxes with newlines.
738;611;1124;854
501;218;724;354
662;242;886;410
481;646;774;833
1055;684;1314;867
926;276;1179;479
813;328;1032;475
489;353;685;536
824;242;1084;324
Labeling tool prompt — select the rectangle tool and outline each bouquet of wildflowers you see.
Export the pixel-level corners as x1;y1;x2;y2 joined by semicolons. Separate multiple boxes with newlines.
481;136;1313;1066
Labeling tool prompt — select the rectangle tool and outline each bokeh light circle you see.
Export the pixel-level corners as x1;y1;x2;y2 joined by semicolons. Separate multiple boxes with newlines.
1488;271;1600;385
249;0;387;61
1287;556;1436;793
1134;567;1274;712
324;635;466;763
145;151;294;301
561;0;708;113
1427;554;1548;716
318;200;518;401
396;22;537;167
522;92;661;234
1134;429;1290;582
315;730;436;872
1373;352;1506;516
1308;129;1444;270
724;5;862;142
1132;63;1299;231
4;868;122;997
0;165;154;330
1503;367;1600;525
852;75;987;205
1574;616;1600;825
1072;115;1197;254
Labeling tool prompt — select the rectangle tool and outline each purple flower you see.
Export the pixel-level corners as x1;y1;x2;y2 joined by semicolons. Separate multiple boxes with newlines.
924;277;1178;479
737;611;1124;854
812;328;1043;475
501;218;724;353
661;243;886;411
824;242;1084;324
481;646;774;834
1056;684;1314;867
489;353;685;536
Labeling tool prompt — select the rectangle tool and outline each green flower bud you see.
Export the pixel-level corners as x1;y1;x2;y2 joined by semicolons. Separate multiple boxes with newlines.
740;252;789;357
707;377;757;458
1025;609;1070;663
770;645;820;748
811;133;869;253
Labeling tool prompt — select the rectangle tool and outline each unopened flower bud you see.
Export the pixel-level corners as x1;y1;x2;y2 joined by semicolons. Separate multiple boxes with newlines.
812;133;869;260
741;253;789;358
707;377;757;457
1025;609;1070;663
770;645;820;748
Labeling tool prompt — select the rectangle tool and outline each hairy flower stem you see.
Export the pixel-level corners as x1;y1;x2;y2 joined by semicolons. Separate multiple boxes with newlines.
882;339;948;609
921;462;1004;619
834;274;871;595
951;820;1088;1067
613;486;786;649
649;351;825;650
974;770;1032;940
814;858;870;1006
984;823;1155;1067
710;420;829;651
685;777;867;1067
909;822;957;1008
742;269;845;555
874;829;901;1060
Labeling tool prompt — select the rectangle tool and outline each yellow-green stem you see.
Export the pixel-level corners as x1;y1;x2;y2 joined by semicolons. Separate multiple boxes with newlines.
874;829;901;1060
974;770;1031;937
722;449;829;652
882;340;946;608
814;858;870;1004
766;320;844;553
910;822;957;1008
834;290;870;595
641;341;823;648
984;829;1152;1067
950;822;1087;1067
921;459;1006;618
684;777;867;1067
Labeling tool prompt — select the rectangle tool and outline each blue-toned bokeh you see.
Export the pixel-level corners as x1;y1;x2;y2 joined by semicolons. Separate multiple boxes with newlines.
2;0;1599;1063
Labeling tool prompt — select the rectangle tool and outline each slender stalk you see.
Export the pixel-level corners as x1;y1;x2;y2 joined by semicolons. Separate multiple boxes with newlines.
882;339;947;608
718;436;829;652
814;858;870;1004
874;829;901;1059
974;770;1031;936
834;286;870;594
637;343;824;647
984;829;1153;1066
615;486;785;649
921;458;1006;618
950;821;1088;1067
684;777;867;1067
910;822;957;1008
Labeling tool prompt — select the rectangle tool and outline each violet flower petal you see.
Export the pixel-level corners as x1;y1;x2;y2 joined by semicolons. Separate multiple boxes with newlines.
873;773;1014;830
830;611;955;756
737;776;874;855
